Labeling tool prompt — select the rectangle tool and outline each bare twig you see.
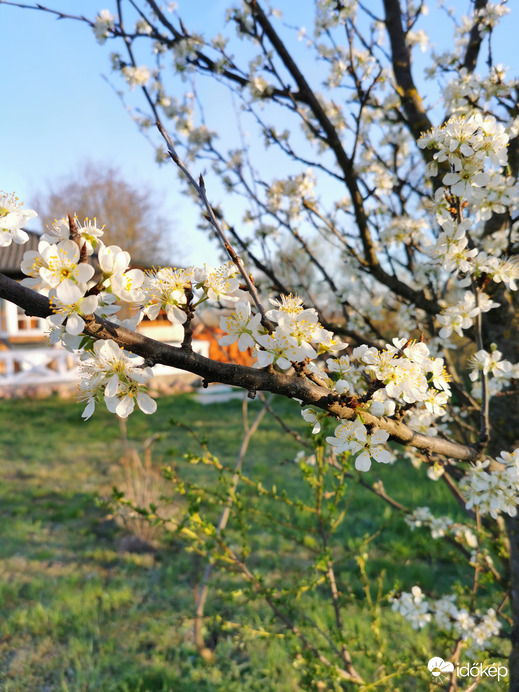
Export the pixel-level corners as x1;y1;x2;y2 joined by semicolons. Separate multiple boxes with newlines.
194;393;271;657
155;120;272;329
216;537;365;684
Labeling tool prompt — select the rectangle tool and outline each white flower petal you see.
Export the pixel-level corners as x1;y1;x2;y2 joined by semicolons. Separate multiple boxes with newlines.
76;263;95;283
66;314;85;336
105;373;121;398
116;395;135;418
355;451;372;472
372;447;393;464
104;395;119;413
136;391;157;414
56;280;83;304
371;429;389;444
82;398;96;420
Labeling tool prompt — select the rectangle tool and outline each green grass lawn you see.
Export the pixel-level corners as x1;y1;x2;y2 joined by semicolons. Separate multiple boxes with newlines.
0;393;508;691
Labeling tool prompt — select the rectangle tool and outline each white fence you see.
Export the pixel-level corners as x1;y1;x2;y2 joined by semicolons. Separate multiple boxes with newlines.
0;340;210;389
0;347;80;387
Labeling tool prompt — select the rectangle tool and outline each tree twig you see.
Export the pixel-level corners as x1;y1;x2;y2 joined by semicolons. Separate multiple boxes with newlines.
155;120;272;329
193;394;271;656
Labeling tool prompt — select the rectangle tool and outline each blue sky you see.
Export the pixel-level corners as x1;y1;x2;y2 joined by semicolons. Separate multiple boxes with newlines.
0;1;226;265
1;2;517;267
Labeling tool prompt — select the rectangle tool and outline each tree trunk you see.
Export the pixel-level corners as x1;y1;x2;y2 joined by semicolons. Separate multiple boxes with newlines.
486;291;519;689
507;516;519;690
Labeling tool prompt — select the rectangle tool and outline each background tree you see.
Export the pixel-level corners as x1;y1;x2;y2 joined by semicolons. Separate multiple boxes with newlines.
1;0;519;688
33;161;178;266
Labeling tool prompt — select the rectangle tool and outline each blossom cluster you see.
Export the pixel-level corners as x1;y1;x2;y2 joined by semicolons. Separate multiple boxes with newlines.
428;216;518;293
307;337;451;453
20;219;142;341
217;297;455;472
437;290;499;340
419;113;509;199
326;419;391;472
404;450;519;526
121;65;152;90
391;587;501;654
142;262;240;327
468;347;519;400
354;338;451;411
221;306;451;424
475;2;510;35
405;506;459;540
265;172;316;220
403;506;490;570
460;449;519;519
304;337;451;470
12;200;244;418
93;9;115;43
78;339;157;419
219;294;345;369
0;192;37;247
415;113;519;363
442;64;514;116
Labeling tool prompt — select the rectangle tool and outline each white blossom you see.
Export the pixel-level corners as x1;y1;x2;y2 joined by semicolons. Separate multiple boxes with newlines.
391;587;431;630
0;191;36;247
79;339;156;419
219;301;262;351
93;9;115;43
460;456;519;518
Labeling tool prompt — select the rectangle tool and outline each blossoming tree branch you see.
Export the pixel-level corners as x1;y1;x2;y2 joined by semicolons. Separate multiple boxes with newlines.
1;0;519;686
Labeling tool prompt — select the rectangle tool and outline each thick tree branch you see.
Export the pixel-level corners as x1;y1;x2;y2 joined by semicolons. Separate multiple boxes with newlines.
463;0;488;73
0;272;479;462
382;0;432;145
